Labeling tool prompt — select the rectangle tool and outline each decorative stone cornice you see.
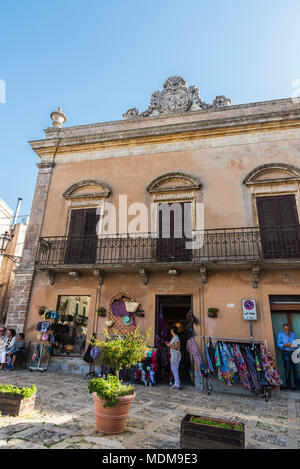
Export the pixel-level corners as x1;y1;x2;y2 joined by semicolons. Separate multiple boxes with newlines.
37;162;56;170
29;98;300;158
123;76;231;119
251;265;260;289
139;268;149;285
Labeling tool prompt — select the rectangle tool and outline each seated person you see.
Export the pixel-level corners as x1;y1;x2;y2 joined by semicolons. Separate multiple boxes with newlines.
6;333;25;370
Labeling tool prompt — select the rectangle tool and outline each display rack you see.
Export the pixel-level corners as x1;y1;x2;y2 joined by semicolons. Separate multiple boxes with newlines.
28;343;51;372
197;335;271;401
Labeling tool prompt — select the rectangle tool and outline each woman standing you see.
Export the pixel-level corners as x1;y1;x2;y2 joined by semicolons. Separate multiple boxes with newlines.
167;326;181;389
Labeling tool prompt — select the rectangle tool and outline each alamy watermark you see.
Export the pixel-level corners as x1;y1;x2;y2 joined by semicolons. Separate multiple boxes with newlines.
0;79;6;103
291;78;300;104
94;196;205;249
292;339;300;364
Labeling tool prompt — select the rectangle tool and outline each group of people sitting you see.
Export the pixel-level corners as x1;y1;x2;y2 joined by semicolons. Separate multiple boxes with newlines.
0;326;25;371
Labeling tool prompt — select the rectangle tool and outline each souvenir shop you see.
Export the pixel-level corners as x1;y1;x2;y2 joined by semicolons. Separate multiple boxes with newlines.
87;291;282;398
34;295;90;358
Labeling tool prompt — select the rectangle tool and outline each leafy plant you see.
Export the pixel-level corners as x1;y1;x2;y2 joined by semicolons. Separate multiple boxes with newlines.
0;384;37;400
88;374;135;407
208;307;219;317
96;306;107;317
191;416;243;432
90;327;150;378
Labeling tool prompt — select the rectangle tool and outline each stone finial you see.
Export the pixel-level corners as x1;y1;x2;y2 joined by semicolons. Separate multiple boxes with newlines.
123;76;231;119
50;107;67;128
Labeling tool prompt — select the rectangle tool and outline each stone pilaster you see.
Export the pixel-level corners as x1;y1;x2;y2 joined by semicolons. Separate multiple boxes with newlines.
6;162;54;331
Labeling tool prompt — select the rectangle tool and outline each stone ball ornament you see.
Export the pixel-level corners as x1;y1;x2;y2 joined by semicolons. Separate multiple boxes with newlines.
50;107;67;128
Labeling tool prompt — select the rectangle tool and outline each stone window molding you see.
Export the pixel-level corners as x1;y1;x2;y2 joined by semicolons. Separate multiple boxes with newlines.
243;163;300;187
147;172;201;194
243;163;300;226
147;172;202;232
63;179;112;200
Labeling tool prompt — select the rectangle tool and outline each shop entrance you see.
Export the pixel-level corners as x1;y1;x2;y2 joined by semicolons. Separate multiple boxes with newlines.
52;295;90;357
155;295;193;386
270;295;300;390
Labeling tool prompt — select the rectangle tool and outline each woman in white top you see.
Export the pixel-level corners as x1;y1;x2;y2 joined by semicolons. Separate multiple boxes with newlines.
0;326;8;369
1;329;16;368
166;326;181;389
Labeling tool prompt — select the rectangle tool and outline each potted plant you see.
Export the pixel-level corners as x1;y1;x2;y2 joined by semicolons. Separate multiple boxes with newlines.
89;327;150;434
88;374;135;434
208;307;219;318
180;414;245;449
96;306;107;317
0;384;37;416
38;305;46;316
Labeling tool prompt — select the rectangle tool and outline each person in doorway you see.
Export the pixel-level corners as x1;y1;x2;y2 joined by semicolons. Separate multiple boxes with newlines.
166;326;181;389
277;323;298;391
0;327;8;370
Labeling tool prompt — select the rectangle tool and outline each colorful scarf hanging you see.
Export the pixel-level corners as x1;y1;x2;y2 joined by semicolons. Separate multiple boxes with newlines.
186;337;203;376
232;344;251;390
259;345;281;386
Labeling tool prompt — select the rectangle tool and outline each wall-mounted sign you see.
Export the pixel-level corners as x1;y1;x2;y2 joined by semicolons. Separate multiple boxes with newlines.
241;298;257;321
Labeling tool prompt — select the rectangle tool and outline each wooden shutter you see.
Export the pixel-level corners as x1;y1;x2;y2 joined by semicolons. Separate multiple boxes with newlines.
256;195;299;227
68;209;86;236
156;202;192;261
256;195;300;258
66;209;98;264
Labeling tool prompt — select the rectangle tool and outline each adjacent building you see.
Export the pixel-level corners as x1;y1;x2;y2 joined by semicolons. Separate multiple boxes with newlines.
0;198;28;322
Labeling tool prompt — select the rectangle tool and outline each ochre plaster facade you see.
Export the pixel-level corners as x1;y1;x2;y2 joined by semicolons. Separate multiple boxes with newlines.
6;78;300;379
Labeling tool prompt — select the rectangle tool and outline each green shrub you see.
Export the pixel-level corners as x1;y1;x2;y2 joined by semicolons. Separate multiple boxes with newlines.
90;327;150;378
88;374;135;407
0;384;37;399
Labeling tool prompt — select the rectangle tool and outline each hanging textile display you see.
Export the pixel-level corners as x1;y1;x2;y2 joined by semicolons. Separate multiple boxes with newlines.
186;309;199;339
232;344;251;390
186;337;203;376
202;339;281;394
259;344;282;386
134;349;158;386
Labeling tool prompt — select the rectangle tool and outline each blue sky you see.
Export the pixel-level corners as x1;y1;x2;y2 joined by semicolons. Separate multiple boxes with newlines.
1;0;300;218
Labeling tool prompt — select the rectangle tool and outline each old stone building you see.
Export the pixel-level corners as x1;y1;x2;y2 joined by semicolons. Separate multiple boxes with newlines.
0;198;28;323
6;76;300;386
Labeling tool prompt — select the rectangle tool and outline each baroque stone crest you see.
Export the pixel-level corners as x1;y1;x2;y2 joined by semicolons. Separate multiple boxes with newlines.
123;76;231;119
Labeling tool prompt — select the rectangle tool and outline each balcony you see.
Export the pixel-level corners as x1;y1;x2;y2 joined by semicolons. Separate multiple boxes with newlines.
35;225;300;272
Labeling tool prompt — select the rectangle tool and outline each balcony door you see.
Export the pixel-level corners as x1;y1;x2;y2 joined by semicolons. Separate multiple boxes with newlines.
156;202;192;262
256;195;300;258
65;209;98;264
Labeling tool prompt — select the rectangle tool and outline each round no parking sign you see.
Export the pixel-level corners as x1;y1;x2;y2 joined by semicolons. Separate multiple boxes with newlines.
242;298;258;320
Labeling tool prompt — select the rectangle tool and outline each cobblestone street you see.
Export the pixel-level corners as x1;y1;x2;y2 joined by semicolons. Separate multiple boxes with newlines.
0;370;299;449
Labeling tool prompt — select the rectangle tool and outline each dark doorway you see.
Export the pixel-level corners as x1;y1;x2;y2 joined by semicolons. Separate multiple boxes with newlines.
256;195;300;258
270;295;300;390
155;295;193;386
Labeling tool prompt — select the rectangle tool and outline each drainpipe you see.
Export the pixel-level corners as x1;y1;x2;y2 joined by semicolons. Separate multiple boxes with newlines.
12;198;22;228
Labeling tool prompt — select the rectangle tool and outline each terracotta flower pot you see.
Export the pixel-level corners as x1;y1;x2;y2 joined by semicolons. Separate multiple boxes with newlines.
92;392;136;434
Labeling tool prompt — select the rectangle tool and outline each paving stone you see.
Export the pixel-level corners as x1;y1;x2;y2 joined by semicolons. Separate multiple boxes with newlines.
0;370;298;449
251;431;287;447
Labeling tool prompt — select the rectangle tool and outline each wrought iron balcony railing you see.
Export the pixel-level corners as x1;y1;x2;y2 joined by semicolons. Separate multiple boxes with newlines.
36;225;300;267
